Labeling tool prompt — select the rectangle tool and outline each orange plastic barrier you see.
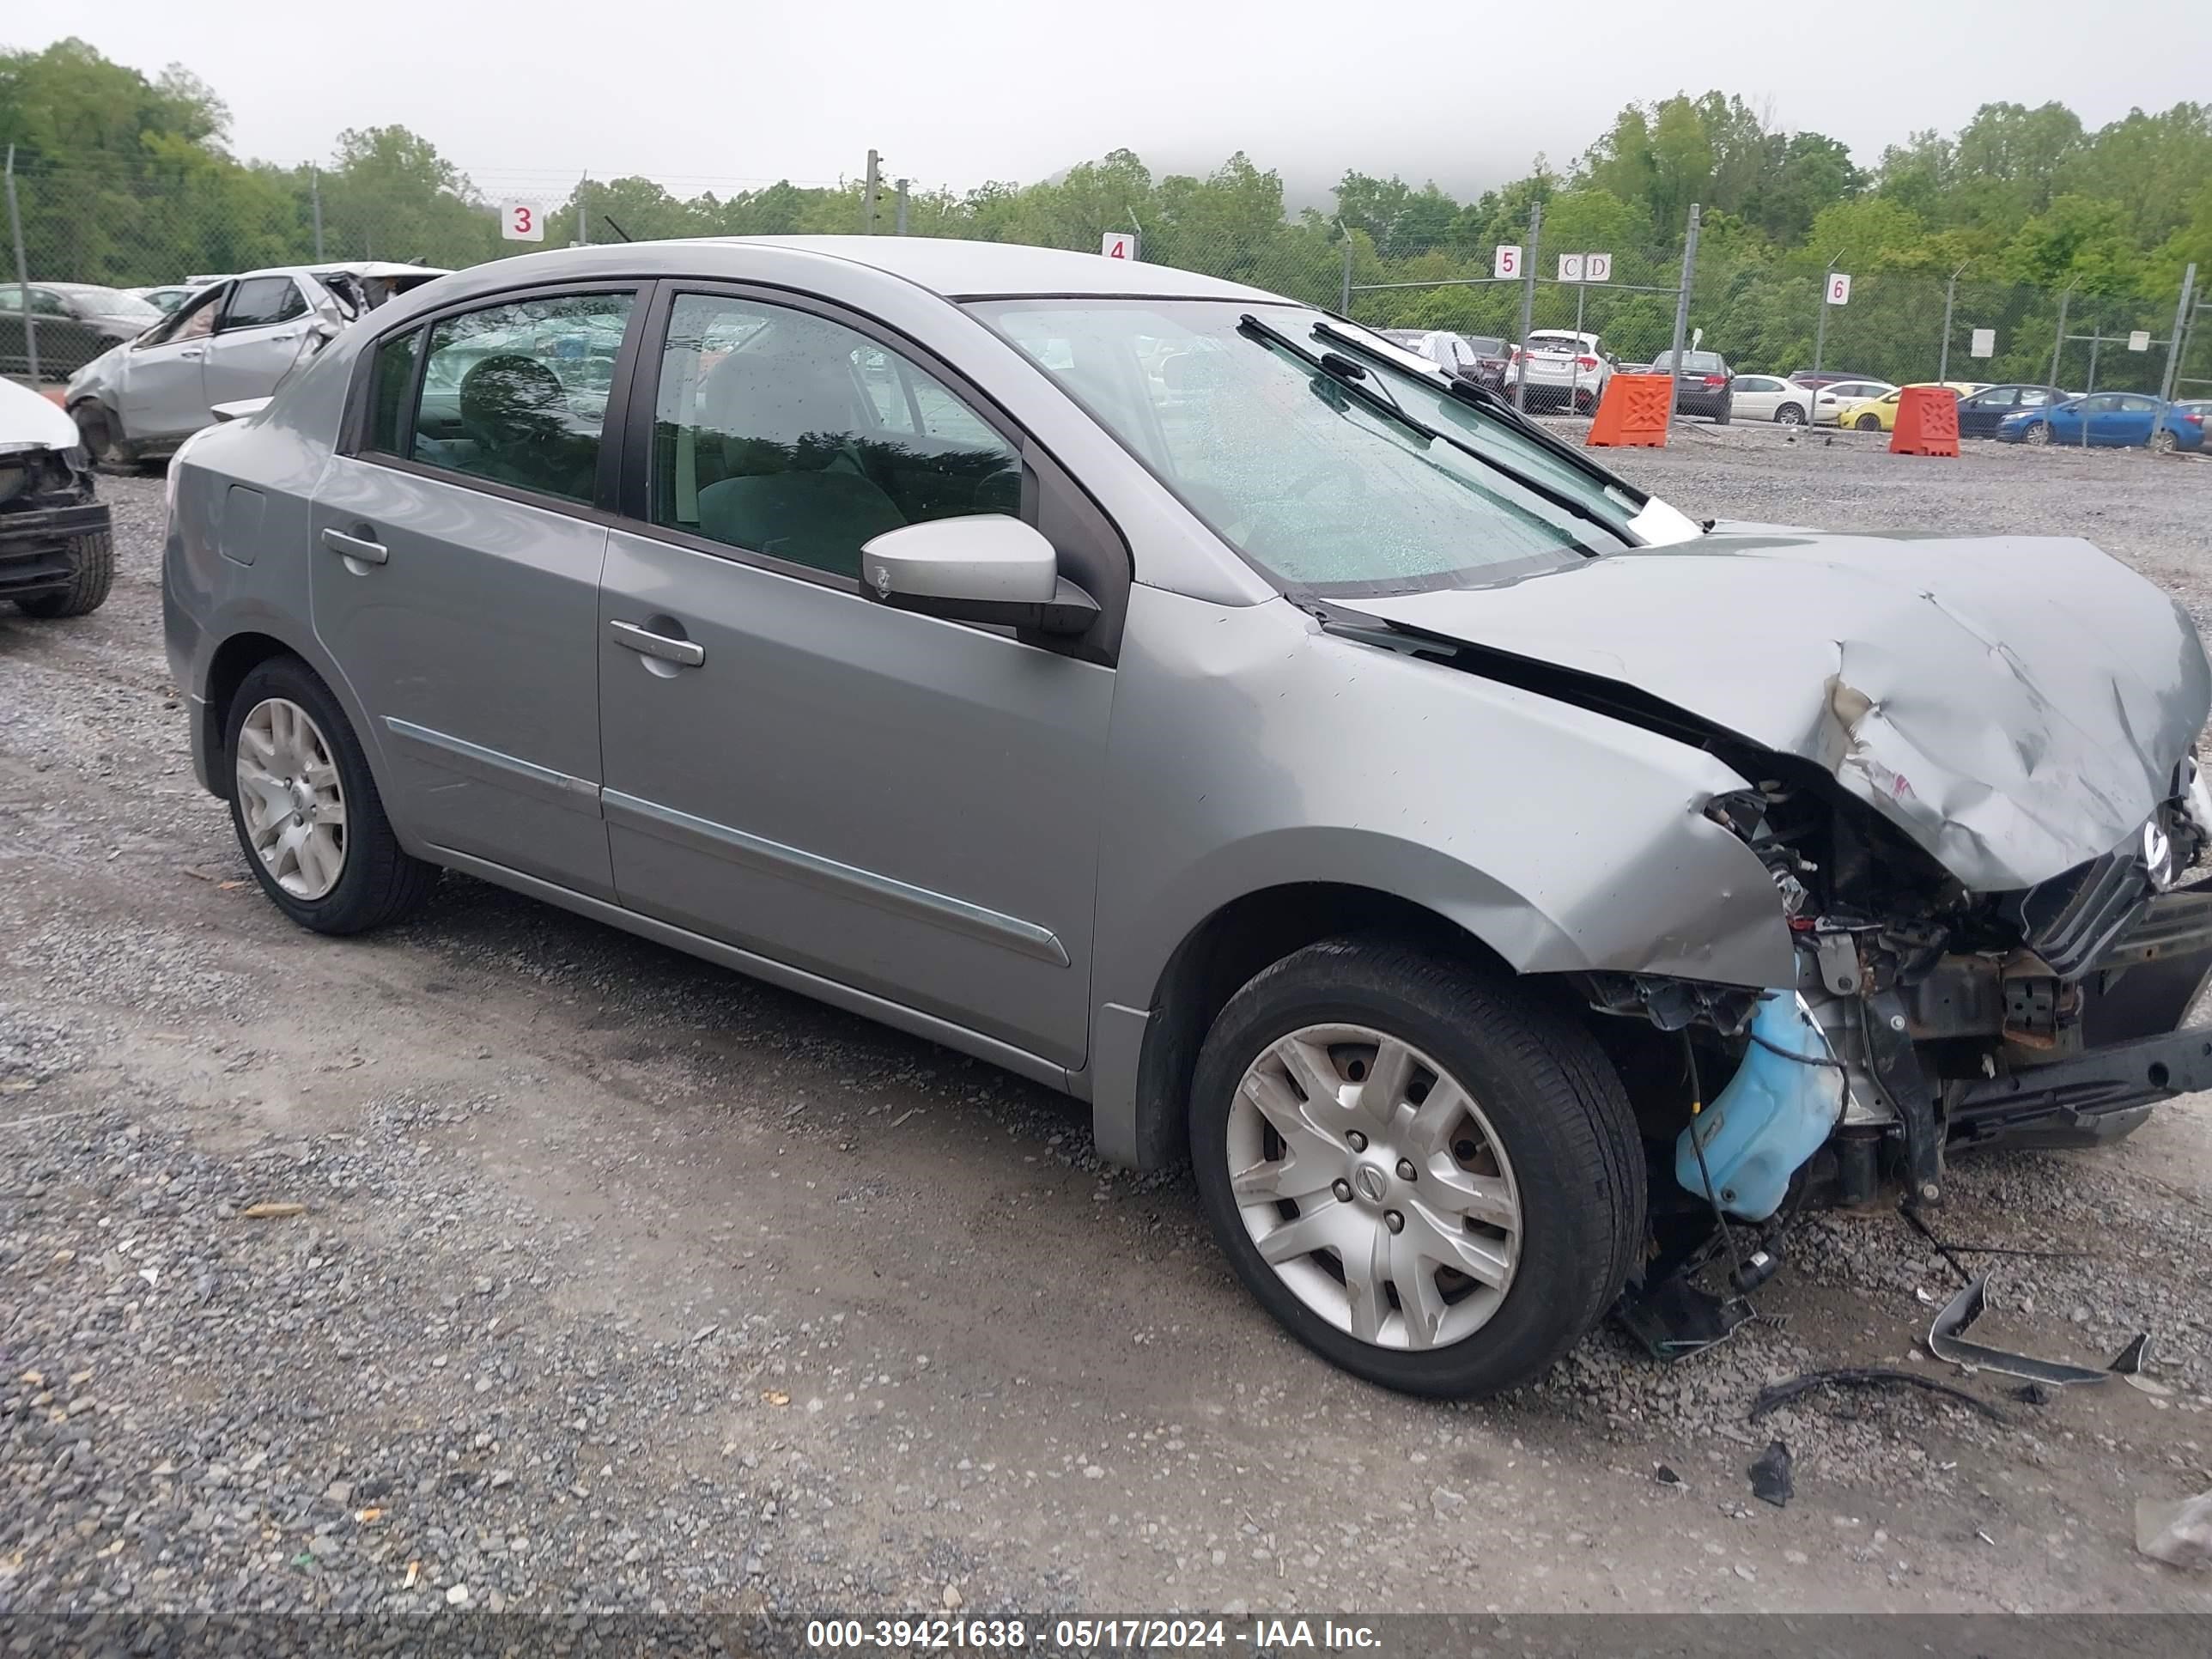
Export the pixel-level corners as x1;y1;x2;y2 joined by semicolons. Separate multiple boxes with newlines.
1584;374;1672;448
1890;386;1960;457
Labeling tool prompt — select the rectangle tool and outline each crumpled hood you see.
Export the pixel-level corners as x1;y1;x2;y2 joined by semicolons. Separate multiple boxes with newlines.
1354;531;2212;892
0;374;78;451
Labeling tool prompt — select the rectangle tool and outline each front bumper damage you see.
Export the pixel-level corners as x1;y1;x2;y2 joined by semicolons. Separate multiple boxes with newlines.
0;447;109;605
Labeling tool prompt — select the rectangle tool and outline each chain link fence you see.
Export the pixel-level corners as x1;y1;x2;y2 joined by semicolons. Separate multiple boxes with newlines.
5;156;2206;429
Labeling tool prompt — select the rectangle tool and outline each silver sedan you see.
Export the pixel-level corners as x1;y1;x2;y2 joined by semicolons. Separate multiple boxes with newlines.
161;236;2212;1396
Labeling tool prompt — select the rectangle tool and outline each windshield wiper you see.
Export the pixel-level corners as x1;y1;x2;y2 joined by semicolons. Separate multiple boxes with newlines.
1236;314;1629;551
1309;319;1645;505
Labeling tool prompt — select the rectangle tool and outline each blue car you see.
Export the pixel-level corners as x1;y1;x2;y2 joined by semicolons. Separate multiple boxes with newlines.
1997;391;2206;453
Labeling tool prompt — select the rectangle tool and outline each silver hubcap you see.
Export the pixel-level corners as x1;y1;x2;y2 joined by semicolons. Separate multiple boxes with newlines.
234;697;347;900
1227;1024;1521;1352
2026;422;2050;444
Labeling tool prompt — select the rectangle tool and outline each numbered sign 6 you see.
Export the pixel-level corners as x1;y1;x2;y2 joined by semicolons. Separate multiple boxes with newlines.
501;202;547;243
1826;271;1853;306
1557;253;1585;283
1493;244;1522;280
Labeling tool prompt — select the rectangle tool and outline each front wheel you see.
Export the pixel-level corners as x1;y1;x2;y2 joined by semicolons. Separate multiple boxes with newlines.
1188;939;1644;1398
225;656;439;935
1855;413;1883;431
2023;422;2051;446
69;402;132;471
1775;404;1805;425
14;530;113;617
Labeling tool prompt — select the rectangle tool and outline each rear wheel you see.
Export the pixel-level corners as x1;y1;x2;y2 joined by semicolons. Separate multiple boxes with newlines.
2148;428;2179;455
225;656;438;935
14;531;113;618
1188;939;1643;1398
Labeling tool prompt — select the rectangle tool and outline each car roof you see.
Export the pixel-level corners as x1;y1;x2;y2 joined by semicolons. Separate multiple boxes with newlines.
227;261;451;283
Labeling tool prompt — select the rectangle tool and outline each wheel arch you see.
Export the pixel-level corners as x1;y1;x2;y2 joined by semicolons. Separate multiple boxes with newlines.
198;628;392;810
1111;881;1562;1171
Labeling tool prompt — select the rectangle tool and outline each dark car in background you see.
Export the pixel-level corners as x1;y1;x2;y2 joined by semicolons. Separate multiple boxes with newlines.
1955;383;2064;439
0;283;164;378
1784;368;1876;391
1647;348;1734;422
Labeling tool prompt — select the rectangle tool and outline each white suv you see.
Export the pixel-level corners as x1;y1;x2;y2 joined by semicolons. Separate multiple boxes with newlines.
1509;330;1611;413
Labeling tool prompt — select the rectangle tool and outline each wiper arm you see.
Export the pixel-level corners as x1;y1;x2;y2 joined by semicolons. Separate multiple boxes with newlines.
1237;314;1629;550
1309;319;1645;505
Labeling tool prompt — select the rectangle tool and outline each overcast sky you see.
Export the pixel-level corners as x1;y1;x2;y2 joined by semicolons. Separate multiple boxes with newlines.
22;1;2212;204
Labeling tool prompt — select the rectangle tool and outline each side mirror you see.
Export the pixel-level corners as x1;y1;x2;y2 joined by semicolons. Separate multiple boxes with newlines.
860;515;1099;637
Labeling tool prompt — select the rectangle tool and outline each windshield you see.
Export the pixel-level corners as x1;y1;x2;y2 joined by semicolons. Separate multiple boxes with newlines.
967;299;1647;596
67;286;161;321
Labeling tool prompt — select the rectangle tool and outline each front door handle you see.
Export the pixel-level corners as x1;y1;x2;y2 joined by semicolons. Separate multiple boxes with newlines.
320;526;388;565
179;347;204;360
608;619;704;667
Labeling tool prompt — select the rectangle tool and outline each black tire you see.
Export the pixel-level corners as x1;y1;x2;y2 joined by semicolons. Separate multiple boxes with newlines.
1714;400;1732;426
1855;413;1882;432
1776;404;1804;425
223;656;438;935
70;402;133;471
2148;428;2179;455
1188;938;1644;1398
14;530;114;618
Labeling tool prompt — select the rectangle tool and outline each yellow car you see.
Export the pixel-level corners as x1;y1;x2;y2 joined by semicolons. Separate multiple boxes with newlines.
1838;381;1987;433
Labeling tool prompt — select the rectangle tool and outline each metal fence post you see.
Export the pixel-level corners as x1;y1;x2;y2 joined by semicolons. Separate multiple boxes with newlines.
861;149;880;234
1665;203;1701;425
311;167;325;262
1811;265;1832;384
1936;262;1966;384
2159;263;2197;405
1512;199;1540;412
895;179;909;236
1339;224;1352;315
2049;281;2075;393
577;173;589;247
3;146;35;386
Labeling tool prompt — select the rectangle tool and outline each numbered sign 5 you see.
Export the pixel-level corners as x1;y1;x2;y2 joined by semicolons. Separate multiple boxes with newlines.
1826;272;1853;306
1100;232;1138;261
1557;253;1585;283
1493;244;1522;280
501;202;546;243
1584;252;1613;283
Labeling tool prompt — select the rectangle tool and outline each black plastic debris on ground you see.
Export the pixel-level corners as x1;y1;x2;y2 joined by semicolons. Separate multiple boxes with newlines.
1749;1440;1794;1508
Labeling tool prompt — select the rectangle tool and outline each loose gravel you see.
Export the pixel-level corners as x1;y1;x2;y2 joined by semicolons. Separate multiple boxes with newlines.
3;445;2210;1631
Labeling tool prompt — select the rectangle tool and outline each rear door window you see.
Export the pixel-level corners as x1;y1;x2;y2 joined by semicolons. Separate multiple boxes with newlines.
221;276;308;331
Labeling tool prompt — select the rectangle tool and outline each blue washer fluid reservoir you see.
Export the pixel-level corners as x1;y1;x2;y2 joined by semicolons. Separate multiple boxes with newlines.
1674;993;1848;1221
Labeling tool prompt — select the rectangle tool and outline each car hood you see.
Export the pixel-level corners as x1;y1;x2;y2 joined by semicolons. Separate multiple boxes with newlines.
1352;530;2211;892
0;374;79;450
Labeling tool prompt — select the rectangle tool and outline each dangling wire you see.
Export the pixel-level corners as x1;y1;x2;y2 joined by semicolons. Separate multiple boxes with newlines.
1683;1031;1754;1297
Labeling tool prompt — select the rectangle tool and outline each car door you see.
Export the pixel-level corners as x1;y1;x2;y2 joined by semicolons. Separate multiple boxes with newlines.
1956;386;2014;437
202;275;314;408
2100;394;2156;447
594;286;1119;1068
308;286;641;901
116;283;224;440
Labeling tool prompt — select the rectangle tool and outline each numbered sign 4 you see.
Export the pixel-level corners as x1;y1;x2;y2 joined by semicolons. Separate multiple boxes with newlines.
1826;272;1853;306
501;202;547;243
1493;244;1522;280
1100;232;1138;261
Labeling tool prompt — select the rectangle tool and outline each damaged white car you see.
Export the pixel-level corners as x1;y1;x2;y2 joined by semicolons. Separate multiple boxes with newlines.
0;374;111;617
65;261;446;467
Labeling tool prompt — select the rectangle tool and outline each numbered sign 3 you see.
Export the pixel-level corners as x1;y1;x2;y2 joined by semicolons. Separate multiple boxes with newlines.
501;202;547;243
1493;244;1522;280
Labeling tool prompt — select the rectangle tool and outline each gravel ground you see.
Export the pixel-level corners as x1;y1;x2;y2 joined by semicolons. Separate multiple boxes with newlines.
3;436;2211;1631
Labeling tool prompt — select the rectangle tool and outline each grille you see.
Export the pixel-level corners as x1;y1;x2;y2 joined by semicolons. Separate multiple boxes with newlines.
2014;839;2153;978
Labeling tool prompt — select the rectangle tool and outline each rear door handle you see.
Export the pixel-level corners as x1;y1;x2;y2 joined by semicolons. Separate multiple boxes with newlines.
609;619;704;667
320;526;388;565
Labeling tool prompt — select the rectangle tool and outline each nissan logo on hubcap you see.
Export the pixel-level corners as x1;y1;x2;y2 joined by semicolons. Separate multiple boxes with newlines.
1353;1166;1389;1203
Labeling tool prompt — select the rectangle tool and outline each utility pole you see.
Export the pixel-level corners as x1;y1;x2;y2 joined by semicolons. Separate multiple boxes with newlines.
2158;263;2197;407
310;166;325;261
577;173;590;247
1665;204;1702;426
1811;248;1845;383
1512;198;1541;413
861;149;880;234
1936;260;1967;384
894;179;909;235
2049;280;2077;394
1336;218;1352;314
3;146;35;386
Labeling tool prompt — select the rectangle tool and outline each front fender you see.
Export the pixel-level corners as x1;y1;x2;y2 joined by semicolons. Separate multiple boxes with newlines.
1093;586;1794;1012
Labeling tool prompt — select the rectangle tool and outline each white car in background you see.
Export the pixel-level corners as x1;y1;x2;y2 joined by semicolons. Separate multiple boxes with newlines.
1730;374;1814;424
1809;379;1896;426
1508;329;1611;413
65;261;447;466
